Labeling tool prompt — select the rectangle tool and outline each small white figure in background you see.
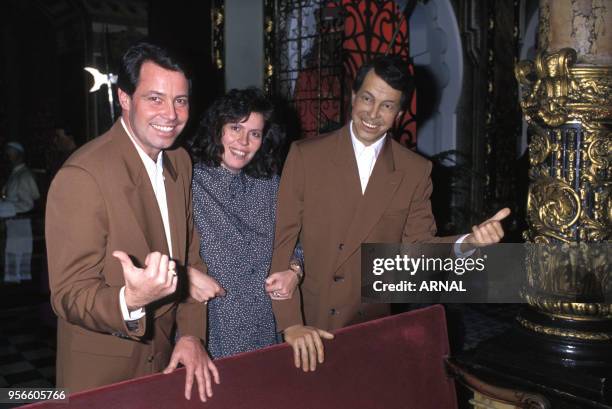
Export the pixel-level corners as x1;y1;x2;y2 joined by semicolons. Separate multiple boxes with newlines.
0;142;40;283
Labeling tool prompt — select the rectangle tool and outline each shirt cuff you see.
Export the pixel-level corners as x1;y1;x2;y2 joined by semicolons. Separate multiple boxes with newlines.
119;286;146;321
454;234;476;258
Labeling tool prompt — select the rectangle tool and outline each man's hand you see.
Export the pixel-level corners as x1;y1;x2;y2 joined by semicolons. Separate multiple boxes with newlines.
187;267;226;302
283;324;334;372
163;335;220;402
113;251;177;310
265;270;299;300
462;208;511;252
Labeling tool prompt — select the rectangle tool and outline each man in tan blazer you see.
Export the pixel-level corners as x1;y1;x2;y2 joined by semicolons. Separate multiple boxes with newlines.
269;56;510;371
46;42;222;401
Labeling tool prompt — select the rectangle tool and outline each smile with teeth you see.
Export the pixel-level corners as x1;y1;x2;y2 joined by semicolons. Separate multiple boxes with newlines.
361;119;379;130
151;124;175;133
229;148;248;159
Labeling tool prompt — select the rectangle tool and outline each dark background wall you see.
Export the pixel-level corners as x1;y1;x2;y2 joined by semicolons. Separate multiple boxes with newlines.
149;0;223;142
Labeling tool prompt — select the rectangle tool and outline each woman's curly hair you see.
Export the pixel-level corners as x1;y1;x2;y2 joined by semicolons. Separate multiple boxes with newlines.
189;88;286;178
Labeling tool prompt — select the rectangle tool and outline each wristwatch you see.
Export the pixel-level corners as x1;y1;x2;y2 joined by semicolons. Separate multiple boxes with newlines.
289;260;304;283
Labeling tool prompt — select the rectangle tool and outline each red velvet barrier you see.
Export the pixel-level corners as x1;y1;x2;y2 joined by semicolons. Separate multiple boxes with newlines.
23;305;456;409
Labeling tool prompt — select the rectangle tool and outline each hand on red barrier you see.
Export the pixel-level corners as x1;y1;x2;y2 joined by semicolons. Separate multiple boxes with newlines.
283;325;334;372
164;335;220;402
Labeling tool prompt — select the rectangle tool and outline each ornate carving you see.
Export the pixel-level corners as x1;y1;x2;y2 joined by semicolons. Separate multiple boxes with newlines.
516;47;611;339
263;0;275;94
211;0;224;70
528;124;551;166
517;317;612;341
521;293;612;320
524;242;610;300
527;178;581;234
516;48;579;126
517;50;612;126
518;50;611;245
587;134;610;169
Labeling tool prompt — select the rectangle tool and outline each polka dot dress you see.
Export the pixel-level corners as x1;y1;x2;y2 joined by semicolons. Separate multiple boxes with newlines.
192;163;279;358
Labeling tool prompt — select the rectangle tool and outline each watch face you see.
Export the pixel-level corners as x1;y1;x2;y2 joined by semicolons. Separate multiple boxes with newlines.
289;263;303;279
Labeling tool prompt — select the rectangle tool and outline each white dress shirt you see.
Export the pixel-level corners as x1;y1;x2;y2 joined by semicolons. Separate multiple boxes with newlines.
349;121;386;194
348;121;473;257
118;118;174;321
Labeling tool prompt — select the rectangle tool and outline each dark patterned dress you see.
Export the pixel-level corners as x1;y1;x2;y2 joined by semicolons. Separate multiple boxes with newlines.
192;163;280;358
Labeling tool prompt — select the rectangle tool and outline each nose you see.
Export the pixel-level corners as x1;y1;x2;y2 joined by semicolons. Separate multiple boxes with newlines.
236;130;248;146
162;100;177;121
368;104;381;119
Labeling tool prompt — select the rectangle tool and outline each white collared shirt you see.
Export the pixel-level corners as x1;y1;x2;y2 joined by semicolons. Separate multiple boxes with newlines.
349;120;386;194
118;117;174;321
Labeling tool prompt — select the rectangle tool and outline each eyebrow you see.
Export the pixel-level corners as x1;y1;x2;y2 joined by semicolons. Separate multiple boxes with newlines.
360;91;397;105
144;91;189;99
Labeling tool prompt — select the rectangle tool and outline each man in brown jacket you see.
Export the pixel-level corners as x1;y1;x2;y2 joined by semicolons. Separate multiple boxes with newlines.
46;42;222;401
270;56;510;371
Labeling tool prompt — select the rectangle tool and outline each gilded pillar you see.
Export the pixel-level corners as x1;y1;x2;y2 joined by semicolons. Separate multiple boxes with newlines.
516;1;611;344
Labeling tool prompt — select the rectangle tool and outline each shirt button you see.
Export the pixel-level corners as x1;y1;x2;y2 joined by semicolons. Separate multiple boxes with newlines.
333;276;344;282
147;355;154;363
338;243;344;250
330;308;339;315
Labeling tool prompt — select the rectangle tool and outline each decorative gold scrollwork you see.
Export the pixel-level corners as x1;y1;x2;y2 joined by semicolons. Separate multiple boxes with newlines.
587;134;610;169
528;125;551;166
524;242;610;300
516;46;612;338
516;48;579;126
517;317;612;341
211;2;225;70
521;293;612;320
528;179;581;231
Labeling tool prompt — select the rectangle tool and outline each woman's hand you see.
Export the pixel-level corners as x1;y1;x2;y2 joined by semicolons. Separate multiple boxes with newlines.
187;267;226;302
265;269;299;300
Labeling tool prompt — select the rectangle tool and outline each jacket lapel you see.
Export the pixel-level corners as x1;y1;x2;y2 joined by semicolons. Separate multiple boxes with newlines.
330;126;363;217
163;152;185;261
333;137;403;271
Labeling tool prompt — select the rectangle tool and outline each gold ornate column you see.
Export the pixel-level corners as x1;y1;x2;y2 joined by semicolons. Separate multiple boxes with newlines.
450;3;610;407
515;0;611;354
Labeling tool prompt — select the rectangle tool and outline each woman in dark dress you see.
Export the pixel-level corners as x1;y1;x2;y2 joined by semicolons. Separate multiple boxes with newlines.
189;88;302;358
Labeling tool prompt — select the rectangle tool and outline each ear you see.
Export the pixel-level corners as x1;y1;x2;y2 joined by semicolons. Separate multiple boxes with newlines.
117;88;131;111
395;110;404;121
351;91;356;107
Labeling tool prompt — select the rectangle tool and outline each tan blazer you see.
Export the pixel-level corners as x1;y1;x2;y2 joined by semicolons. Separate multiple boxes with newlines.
46;121;206;392
271;125;455;331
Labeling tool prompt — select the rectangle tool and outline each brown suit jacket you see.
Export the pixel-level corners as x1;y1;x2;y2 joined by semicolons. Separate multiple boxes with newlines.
270;125;455;331
46;120;206;392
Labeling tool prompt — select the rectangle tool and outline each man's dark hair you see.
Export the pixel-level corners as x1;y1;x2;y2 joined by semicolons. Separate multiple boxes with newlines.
352;55;414;110
117;42;187;96
189;88;286;178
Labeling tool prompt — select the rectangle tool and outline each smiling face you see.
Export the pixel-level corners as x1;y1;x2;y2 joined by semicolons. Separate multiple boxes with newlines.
220;112;264;173
118;61;189;160
350;69;403;146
